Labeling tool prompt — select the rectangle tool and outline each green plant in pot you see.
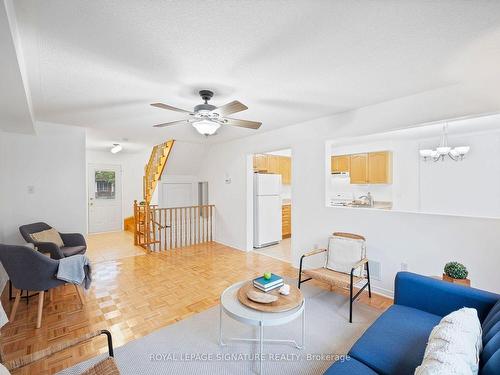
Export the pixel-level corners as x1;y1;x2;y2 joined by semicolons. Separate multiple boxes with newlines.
443;261;470;286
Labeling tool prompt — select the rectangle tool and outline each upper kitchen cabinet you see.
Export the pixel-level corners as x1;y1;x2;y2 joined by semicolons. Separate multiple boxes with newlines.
349;153;368;184
253;154;268;172
253;154;292;185
368;151;392;184
331;155;350;173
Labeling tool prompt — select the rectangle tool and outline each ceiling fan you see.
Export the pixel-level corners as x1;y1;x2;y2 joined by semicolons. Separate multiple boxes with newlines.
151;90;262;136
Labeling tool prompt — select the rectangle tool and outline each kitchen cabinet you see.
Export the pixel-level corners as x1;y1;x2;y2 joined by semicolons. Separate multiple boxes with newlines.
282;204;291;238
253;154;268;172
253;154;292;185
331;155;350;173
368;151;392;184
330;151;392;184
349;153;368;184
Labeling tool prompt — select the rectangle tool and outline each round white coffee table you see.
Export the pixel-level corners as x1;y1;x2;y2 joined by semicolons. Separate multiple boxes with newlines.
219;280;305;374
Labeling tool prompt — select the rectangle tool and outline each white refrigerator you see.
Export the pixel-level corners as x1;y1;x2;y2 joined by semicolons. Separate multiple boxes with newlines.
254;173;282;248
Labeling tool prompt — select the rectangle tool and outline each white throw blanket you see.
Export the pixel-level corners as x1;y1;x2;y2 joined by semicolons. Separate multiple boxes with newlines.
56;255;92;289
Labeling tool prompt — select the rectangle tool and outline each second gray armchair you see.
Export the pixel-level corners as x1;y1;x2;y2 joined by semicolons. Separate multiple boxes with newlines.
19;222;86;259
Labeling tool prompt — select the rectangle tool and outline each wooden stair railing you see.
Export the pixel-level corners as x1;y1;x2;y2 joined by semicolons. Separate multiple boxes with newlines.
134;202;215;251
132;139;215;251
143;140;174;204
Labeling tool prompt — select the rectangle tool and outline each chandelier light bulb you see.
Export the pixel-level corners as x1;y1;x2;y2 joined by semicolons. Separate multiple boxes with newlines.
418;124;470;162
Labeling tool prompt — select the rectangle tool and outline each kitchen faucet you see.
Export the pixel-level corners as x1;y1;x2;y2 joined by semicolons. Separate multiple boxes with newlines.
358;192;373;207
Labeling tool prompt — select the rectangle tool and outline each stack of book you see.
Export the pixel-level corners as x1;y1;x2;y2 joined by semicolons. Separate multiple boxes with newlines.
253;274;283;292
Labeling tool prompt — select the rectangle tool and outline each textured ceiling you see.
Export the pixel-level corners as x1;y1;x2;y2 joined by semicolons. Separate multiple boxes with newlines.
11;0;500;150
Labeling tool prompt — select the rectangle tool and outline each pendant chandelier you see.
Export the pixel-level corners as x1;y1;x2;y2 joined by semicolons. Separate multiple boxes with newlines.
419;124;470;162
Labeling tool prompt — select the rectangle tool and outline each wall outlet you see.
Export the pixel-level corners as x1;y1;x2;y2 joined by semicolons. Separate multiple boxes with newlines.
401;262;408;271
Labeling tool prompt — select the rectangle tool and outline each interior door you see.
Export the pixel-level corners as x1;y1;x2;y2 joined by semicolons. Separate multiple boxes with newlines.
161;183;194;207
88;164;122;233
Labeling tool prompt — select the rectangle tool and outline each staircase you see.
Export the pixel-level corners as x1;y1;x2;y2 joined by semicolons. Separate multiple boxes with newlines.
143;140;174;203
133;140;174;249
133;139;216;251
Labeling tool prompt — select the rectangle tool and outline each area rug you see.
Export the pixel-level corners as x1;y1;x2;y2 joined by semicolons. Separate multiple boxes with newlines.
58;282;381;375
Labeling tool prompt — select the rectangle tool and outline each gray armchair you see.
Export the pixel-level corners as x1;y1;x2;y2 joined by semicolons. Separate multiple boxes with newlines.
0;244;85;328
19;222;86;259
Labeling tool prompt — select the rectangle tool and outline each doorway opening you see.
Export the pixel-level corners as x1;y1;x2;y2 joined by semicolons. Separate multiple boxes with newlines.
251;149;292;263
88;164;122;233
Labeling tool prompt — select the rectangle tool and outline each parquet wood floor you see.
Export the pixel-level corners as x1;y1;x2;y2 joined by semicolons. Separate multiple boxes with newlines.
0;232;391;374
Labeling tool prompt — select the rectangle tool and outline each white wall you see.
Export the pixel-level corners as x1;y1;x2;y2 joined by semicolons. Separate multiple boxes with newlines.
0;122;86;244
156;141;209;207
86;140;209;217
199;92;500;295
86;149;150;219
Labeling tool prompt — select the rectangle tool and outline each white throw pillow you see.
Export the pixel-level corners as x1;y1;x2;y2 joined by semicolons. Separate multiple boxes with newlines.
415;307;482;375
325;235;366;277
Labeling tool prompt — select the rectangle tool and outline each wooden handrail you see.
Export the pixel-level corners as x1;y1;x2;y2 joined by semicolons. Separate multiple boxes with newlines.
143;140;174;203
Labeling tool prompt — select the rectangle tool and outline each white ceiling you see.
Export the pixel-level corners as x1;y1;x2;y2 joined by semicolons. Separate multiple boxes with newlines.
10;0;500;150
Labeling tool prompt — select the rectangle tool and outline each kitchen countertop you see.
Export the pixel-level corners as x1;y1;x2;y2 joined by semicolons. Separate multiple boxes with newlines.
330;201;392;210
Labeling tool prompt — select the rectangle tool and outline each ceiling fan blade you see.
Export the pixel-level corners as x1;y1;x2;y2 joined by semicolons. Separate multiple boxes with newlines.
153;119;190;128
212;100;248;116
224;118;262;129
151;103;193;114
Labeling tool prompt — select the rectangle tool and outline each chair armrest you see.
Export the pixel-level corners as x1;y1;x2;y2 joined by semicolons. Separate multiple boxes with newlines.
351;258;368;272
59;232;86;247
395;272;499;321
33;242;64;260
299;249;327;275
302;248;327;258
4;330;114;371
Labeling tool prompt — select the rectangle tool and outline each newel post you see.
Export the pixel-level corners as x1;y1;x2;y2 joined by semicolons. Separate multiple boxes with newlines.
133;200;138;245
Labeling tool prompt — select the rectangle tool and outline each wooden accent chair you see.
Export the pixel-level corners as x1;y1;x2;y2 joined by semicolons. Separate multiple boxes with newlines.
19;222;87;259
0;244;85;329
298;232;371;323
0;330;118;374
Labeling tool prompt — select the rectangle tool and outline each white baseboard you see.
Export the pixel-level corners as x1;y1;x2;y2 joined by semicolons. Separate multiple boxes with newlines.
371;285;394;299
213;239;246;252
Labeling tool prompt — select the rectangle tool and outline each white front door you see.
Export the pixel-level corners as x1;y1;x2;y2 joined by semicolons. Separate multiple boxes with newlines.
88;164;122;233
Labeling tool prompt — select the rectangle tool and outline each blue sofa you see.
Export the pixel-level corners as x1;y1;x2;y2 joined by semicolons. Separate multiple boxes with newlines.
325;272;500;375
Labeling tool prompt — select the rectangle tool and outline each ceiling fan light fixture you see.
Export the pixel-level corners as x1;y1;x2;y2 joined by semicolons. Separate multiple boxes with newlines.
192;119;220;136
